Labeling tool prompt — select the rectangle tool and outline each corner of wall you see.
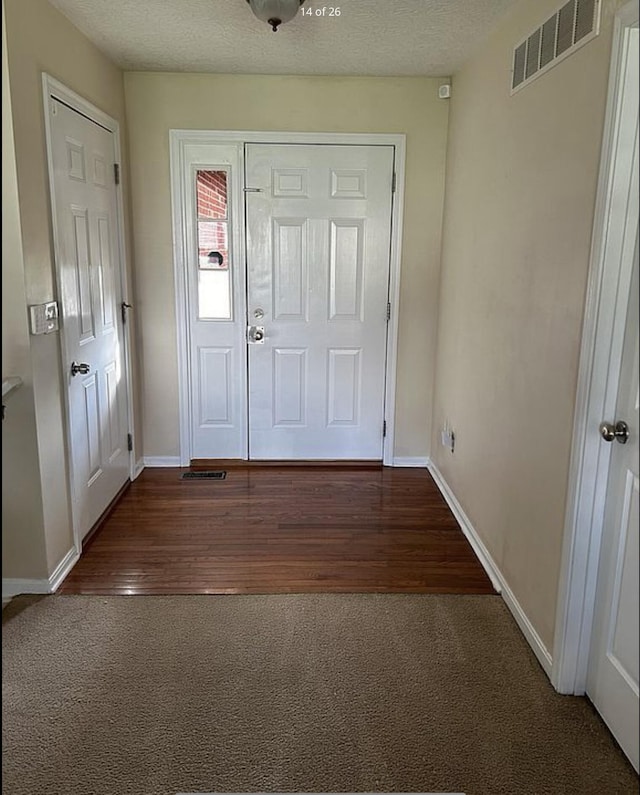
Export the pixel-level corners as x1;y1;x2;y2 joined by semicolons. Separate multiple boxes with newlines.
2;4;49;581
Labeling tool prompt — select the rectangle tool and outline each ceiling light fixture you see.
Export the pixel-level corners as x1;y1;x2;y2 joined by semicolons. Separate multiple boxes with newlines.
245;0;306;32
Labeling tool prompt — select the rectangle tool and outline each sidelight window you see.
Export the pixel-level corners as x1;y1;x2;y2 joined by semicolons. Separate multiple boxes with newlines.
196;169;232;319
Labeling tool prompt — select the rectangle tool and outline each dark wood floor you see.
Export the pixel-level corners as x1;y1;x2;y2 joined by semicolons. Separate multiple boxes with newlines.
58;467;495;595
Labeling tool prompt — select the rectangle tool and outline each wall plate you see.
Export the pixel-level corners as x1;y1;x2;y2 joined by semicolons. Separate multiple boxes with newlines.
29;301;59;335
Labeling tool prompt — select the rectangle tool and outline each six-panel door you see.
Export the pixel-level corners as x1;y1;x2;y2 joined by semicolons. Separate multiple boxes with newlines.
245;144;394;460
50;99;129;538
587;235;639;771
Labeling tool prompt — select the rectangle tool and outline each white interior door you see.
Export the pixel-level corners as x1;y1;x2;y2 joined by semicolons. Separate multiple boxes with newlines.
49;98;129;539
245;144;394;460
587;232;639;771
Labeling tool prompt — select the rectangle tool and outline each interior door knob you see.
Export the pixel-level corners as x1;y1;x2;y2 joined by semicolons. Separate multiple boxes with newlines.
70;361;90;376
599;420;630;444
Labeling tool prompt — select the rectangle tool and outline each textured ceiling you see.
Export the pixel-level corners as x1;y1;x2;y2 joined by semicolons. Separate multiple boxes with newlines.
48;0;520;76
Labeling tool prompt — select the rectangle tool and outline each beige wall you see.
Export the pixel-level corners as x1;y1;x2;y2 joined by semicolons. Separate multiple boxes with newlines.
2;4;48;579
123;73;449;459
431;0;624;651
3;0;136;575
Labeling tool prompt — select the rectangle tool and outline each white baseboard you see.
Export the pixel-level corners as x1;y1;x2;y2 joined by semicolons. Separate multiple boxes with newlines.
145;456;429;469
392;457;430;468
48;547;79;592
427;461;553;678
2;545;80;601
2;577;51;601
133;458;145;479
142;456;182;467
499;579;553;677
427;462;503;592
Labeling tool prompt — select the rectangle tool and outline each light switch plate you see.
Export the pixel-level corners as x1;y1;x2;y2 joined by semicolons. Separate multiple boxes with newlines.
29;301;59;335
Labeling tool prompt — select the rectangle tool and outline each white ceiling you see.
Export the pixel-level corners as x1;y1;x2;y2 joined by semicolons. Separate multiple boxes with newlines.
48;0;520;77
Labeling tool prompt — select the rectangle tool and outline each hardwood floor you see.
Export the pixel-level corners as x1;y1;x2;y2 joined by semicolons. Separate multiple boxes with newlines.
58;467;495;595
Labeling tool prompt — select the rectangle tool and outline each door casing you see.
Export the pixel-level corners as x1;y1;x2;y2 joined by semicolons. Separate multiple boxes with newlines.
552;2;639;696
42;74;136;556
170;130;407;466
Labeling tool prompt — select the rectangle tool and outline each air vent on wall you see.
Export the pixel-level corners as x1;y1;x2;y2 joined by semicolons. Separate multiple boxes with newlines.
511;0;600;93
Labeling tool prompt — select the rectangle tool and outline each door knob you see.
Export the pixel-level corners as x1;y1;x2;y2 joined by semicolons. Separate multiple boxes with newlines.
248;326;265;344
599;420;630;444
70;361;90;376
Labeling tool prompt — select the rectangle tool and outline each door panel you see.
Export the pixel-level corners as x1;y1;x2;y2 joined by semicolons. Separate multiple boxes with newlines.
82;373;101;482
328;348;361;425
245;144;394;460
198;347;234;426
273;219;307;320
50;99;129;538
609;471;639;684
329;219;364;319
587;232;639;771
272;348;306;427
189;163;246;459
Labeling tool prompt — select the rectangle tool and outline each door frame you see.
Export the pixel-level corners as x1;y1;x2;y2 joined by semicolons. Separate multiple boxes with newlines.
552;2;639;695
42;74;136;555
170;130;406;466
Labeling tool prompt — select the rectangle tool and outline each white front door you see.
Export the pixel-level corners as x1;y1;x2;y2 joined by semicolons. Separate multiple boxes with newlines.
587;232;639;771
245;144;394;459
187;142;395;461
49;98;129;539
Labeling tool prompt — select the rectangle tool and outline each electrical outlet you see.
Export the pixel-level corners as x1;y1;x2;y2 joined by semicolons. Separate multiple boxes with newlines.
441;421;456;453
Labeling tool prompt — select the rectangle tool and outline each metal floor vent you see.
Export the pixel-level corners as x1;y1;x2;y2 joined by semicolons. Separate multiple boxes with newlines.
181;471;227;480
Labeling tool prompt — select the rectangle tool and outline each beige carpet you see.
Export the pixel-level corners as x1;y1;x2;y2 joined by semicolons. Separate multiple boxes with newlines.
2;595;637;795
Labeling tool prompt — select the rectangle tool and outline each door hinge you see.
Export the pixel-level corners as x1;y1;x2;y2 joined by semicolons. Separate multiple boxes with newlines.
392;172;396;193
383;420;387;438
386;302;391;322
114;163;120;185
127;433;133;452
121;301;132;324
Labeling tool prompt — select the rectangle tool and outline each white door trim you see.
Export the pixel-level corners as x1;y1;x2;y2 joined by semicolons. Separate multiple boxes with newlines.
552;2;639;695
42;74;136;556
170;130;406;466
